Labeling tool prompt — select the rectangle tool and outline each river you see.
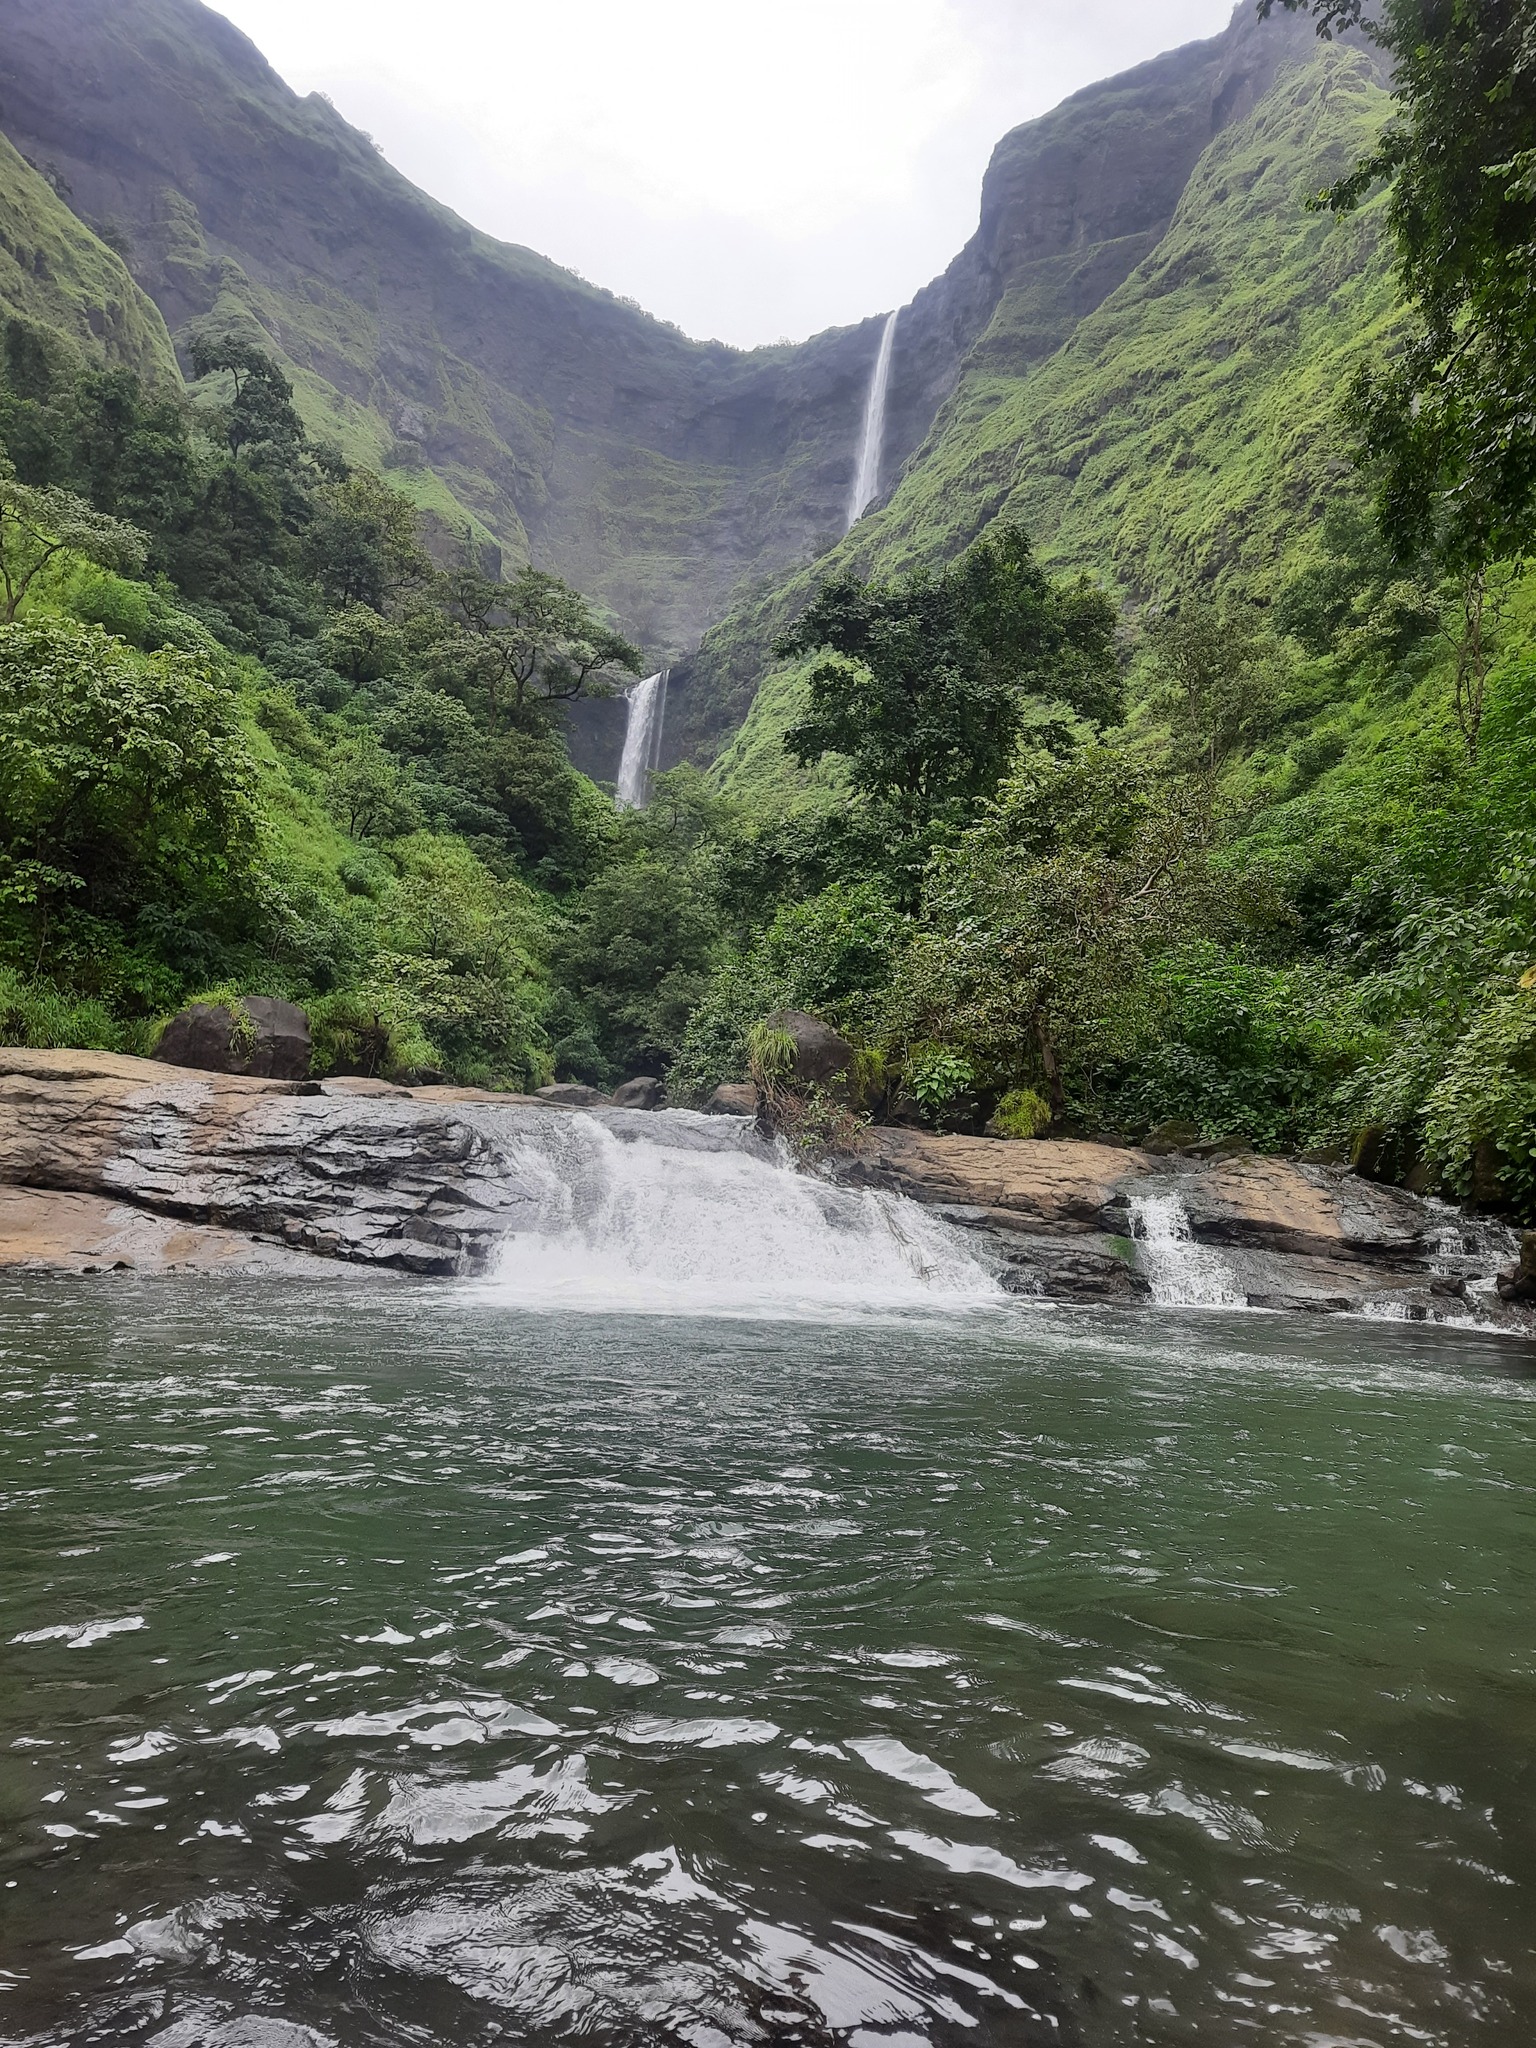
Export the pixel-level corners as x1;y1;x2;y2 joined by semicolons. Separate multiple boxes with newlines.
2;1277;1533;2045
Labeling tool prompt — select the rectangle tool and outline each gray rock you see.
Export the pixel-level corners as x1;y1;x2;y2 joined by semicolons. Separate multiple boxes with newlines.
535;1083;611;1107
1143;1118;1201;1156
154;997;311;1081
764;1009;855;1092
612;1076;664;1110
704;1082;759;1117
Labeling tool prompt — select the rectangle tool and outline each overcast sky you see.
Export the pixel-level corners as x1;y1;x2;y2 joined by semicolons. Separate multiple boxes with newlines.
212;0;1238;348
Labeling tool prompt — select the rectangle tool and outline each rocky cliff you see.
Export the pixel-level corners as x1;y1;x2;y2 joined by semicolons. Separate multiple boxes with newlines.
0;0;1355;700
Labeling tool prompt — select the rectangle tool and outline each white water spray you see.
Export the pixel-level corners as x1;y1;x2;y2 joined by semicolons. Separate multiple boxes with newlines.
616;671;667;809
846;309;899;528
479;1112;999;1318
1127;1193;1243;1309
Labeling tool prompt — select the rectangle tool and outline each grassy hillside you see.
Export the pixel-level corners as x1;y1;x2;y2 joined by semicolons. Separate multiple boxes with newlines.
0;132;179;387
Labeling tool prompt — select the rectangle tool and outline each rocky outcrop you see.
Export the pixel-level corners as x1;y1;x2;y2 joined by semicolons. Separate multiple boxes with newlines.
765;1010;856;1093
154;996;312;1080
0;1048;1527;1328
830;1128;1529;1329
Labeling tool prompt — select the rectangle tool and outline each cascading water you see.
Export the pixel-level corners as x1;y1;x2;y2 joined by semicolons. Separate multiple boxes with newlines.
477;1110;1000;1318
616;670;667;809
846;309;899;528
1127;1191;1243;1308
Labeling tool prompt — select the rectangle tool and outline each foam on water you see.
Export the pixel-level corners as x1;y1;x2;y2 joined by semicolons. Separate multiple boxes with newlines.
478;1111;1000;1318
1127;1191;1244;1308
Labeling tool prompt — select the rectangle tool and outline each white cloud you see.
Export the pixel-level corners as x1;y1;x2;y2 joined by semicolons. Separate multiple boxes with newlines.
210;0;1240;344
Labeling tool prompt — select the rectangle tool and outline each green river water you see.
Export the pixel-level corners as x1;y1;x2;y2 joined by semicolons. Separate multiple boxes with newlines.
1;1277;1533;2046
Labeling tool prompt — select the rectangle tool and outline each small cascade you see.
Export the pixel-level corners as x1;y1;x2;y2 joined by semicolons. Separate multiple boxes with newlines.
478;1111;1000;1318
846;309;899;528
1127;1192;1243;1309
616;670;668;809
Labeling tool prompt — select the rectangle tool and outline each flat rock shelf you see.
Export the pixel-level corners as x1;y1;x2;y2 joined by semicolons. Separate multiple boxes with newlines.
0;1048;1528;1331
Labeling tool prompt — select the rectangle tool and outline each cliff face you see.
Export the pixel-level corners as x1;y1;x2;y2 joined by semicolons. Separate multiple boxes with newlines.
0;0;1341;690
0;129;179;386
674;31;1393;768
0;0;889;654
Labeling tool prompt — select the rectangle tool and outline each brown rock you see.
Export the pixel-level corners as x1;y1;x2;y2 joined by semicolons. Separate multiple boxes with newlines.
704;1082;758;1117
1144;1118;1201;1156
764;1010;855;1092
535;1083;611;1107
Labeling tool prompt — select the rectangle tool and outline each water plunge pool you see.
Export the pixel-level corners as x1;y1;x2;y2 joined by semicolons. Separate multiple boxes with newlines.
1;1279;1533;2044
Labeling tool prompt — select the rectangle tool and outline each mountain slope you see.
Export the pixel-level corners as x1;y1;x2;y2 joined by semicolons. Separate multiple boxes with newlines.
0;0;1333;677
685;42;1396;784
0;0;897;654
0;129;179;386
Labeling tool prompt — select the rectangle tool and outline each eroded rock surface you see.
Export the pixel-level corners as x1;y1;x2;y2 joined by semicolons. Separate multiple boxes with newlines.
0;1048;1528;1327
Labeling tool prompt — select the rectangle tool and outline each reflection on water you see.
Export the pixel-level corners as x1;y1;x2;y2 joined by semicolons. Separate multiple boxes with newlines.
1;1279;1534;2046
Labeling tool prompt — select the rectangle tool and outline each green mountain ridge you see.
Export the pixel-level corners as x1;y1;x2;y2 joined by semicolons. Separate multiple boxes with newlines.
691;44;1397;791
0;0;1336;705
0;129;179;388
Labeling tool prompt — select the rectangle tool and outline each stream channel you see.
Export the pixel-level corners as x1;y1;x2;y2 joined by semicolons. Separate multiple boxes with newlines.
2;1250;1534;2045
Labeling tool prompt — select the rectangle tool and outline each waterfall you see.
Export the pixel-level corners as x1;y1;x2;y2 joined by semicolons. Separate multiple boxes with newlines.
616;671;667;810
1127;1193;1243;1309
477;1111;1000;1319
846;309;899;528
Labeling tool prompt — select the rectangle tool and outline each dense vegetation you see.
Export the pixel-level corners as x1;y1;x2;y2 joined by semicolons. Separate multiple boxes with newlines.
1;0;1534;1217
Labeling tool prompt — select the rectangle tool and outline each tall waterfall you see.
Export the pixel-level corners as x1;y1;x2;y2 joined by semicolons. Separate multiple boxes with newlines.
846;309;899;528
616;670;667;809
479;1111;999;1318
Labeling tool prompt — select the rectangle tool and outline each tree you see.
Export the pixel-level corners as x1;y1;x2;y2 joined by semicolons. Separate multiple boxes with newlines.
304;468;431;613
1263;0;1536;569
188;332;306;461
0;464;146;623
0;616;258;953
879;747;1284;1118
776;524;1119;838
432;560;640;727
1143;596;1283;775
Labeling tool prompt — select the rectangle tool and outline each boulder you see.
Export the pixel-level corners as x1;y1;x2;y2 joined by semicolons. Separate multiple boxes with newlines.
704;1082;758;1117
1496;1230;1536;1303
764;1009;856;1092
535;1083;611;1107
1143;1118;1201;1156
612;1076;664;1111
154;997;311;1081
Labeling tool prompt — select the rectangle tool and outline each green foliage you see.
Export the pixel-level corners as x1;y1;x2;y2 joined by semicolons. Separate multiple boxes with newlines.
1269;0;1536;569
669;882;902;1102
0;615;259;955
0;964;129;1053
776;524;1118;841
876;746;1289;1121
991;1087;1053;1139
904;1046;977;1116
0;463;146;621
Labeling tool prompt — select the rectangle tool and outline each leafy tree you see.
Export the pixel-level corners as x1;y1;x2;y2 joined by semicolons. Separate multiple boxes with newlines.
551;857;724;1080
776;523;1119;838
323;730;424;843
1264;0;1536;568
1142;595;1285;774
0;463;146;622
431;560;640;727
304;468;431;613
878;747;1286;1120
188;332;306;461
0;616;258;956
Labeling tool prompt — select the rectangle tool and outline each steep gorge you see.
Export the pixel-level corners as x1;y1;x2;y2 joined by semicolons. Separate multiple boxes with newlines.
0;0;1365;737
